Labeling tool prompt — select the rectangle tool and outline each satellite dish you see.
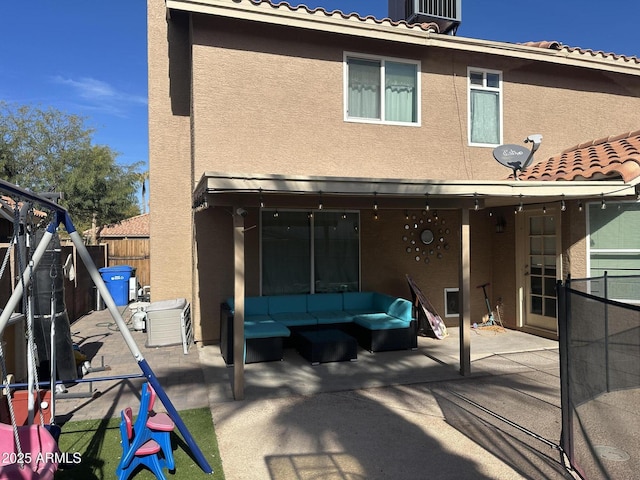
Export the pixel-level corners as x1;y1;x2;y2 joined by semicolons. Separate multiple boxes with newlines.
493;144;529;170
493;134;542;180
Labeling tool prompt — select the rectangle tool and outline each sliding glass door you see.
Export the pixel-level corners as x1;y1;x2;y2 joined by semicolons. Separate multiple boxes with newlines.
313;211;359;293
261;210;360;295
262;211;311;295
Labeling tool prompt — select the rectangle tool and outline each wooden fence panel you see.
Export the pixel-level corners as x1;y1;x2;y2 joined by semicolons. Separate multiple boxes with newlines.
0;239;149;324
62;245;107;323
102;238;150;290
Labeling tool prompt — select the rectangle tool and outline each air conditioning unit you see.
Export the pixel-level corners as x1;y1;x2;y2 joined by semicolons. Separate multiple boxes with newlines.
388;0;462;35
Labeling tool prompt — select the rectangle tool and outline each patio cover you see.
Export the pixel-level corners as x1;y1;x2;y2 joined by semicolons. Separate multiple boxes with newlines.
194;171;639;209
194;171;639;400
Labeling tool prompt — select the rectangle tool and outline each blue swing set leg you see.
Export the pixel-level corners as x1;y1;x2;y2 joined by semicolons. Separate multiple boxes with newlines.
71;220;214;475
0;179;213;476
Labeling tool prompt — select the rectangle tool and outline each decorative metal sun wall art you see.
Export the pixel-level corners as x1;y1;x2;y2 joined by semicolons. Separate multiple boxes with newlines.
402;210;451;264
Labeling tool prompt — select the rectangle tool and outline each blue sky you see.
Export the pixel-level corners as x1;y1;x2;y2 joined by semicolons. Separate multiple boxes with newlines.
1;0;637;182
0;1;148;169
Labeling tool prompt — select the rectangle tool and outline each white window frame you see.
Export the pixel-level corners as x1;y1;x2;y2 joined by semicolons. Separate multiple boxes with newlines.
343;52;421;126
444;288;460;318
467;67;503;147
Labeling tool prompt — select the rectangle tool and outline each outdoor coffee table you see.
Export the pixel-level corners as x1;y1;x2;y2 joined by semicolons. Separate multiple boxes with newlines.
295;329;358;365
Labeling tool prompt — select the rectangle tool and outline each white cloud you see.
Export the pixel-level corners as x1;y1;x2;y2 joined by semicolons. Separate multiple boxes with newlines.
51;75;147;116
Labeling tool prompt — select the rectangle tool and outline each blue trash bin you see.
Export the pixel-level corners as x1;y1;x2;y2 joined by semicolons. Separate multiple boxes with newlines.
99;265;134;306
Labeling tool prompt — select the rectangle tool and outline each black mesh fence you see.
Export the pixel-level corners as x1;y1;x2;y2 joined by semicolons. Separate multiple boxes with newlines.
558;275;640;479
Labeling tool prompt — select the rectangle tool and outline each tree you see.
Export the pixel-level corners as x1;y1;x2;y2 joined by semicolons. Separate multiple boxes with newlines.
0;102;144;232
64;145;141;226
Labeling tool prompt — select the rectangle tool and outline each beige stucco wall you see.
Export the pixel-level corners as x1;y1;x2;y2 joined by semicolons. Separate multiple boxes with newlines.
189;15;640;183
149;5;640;341
562;200;588;278
148;3;195;317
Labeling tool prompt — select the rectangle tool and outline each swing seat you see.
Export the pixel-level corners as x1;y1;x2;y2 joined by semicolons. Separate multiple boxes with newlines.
0;423;59;479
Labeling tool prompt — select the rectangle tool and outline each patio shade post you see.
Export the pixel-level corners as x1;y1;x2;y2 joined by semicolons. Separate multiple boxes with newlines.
459;208;471;375
233;207;245;400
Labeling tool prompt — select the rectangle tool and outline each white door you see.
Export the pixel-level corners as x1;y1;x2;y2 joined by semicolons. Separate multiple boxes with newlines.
517;209;561;334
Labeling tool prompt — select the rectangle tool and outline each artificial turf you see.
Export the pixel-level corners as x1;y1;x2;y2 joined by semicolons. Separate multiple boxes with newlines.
54;407;225;479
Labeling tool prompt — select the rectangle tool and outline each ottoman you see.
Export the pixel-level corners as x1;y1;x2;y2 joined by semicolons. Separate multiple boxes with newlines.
295;329;358;365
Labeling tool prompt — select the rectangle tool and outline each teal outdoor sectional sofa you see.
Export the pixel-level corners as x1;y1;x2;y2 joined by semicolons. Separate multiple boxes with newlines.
220;292;417;364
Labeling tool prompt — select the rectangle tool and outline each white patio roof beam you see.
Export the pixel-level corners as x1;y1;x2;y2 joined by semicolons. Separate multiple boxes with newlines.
194;172;638;209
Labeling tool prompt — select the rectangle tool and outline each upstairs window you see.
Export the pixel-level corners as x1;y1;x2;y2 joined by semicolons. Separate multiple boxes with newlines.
468;68;502;146
345;53;420;125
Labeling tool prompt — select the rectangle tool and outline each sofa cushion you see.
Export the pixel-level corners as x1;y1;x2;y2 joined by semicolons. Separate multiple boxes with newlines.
353;313;411;330
307;293;343;312
269;312;317;327
226;296;270;316
313;311;354;325
269;295;307;315
343;292;375;312
244;320;290;339
247;297;271;316
374;294;412;321
245;315;273;323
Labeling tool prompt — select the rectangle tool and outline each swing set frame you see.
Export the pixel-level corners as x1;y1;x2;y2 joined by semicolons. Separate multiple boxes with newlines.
0;178;213;476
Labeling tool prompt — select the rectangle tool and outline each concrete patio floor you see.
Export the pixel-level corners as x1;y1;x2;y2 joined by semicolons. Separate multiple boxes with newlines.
53;307;582;479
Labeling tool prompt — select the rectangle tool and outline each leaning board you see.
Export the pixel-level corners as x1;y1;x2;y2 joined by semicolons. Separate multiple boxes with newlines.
406;275;448;339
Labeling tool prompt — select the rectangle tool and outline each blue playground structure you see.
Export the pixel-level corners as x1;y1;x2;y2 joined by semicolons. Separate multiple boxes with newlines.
0;178;212;478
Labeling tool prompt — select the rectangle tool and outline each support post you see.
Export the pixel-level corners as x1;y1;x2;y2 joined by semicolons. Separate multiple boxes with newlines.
603;271;610;392
232;208;245;400
459;208;471;375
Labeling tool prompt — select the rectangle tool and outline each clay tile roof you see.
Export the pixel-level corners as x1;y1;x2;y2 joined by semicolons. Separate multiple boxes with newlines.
520;40;562;50
199;2;640;61
245;0;448;32
99;213;149;238
520;130;640;182
520;40;640;64
0;196;48;218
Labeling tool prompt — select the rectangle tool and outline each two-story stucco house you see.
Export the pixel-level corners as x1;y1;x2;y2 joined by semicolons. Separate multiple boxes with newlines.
148;0;640;392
